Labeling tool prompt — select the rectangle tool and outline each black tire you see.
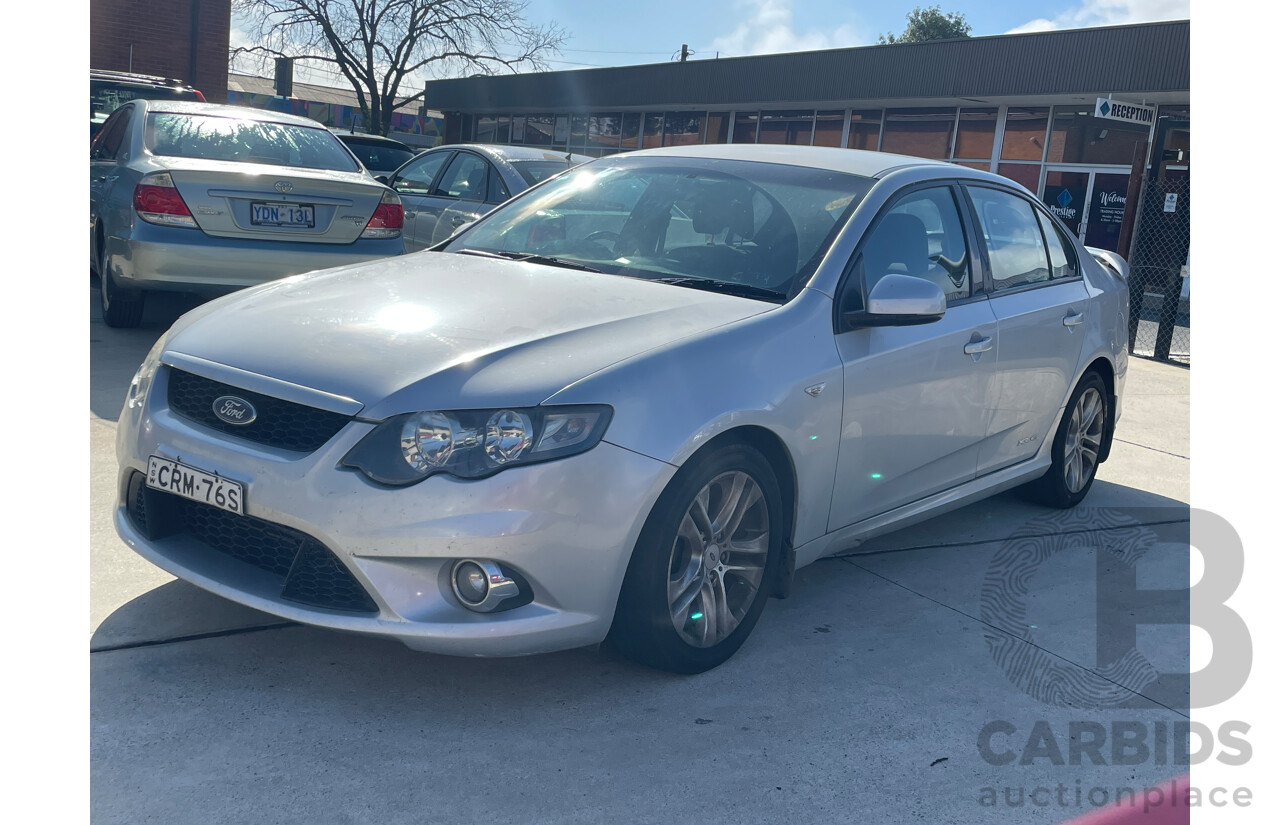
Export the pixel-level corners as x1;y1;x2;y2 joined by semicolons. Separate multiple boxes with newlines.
608;443;783;674
98;241;144;329
1022;371;1110;509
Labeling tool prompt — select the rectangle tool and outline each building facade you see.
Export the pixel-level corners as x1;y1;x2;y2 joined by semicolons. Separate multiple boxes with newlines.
422;20;1189;257
90;0;231;102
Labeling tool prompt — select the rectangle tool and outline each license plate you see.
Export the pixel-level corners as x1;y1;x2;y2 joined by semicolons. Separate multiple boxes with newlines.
250;201;315;227
147;455;245;516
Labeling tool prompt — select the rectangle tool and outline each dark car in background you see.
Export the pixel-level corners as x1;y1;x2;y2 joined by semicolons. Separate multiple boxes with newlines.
384;144;592;250
334;132;420;177
91;70;204;139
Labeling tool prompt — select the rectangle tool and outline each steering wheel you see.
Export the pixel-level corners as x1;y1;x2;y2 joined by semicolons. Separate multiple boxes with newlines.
584;230;621;245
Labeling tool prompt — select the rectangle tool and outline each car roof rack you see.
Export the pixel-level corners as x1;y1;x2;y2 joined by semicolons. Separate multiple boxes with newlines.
91;69;194;89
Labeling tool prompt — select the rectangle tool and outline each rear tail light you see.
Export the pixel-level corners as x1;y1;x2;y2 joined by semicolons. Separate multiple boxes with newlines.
133;172;196;228
192;89;206;102
362;190;404;239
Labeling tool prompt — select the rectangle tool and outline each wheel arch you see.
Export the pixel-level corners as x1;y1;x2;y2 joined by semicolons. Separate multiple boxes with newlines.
1079;354;1117;463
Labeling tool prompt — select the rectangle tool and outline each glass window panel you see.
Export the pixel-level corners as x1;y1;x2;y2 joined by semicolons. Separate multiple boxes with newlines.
525;114;553;146
846;110;881;151
475;115;500;143
954;108;997;159
862;187;972;302
813;110;844;148
435;152;489;201
620;113;641;150
996;162;1041;193
642;113;664;149
1046;105;1150;166
587;114;621;151
553;115;571;147
968;187;1051;290
1036;209;1078;280
731;111;758;144
1000;107;1049;161
758;109;814;145
881;107;956;159
510;116;526;143
570;115;589;149
705;112;730;144
663;111;705;146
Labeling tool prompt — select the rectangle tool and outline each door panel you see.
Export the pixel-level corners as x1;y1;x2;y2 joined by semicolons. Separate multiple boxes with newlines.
831;300;999;530
390;150;452;251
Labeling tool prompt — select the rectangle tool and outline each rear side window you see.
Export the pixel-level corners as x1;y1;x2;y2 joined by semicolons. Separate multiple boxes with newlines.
92;108;132;161
513;160;576;186
435;153;489;200
144;113;360;172
1036;210;1079;280
487;170;511;203
859;186;972;303
968;187;1050;290
394;151;451;195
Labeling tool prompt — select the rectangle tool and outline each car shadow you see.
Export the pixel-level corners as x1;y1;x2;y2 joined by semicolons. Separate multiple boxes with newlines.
89;277;207;423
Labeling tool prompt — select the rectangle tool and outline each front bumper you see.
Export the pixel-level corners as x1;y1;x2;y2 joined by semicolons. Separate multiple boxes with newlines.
109;221;405;293
114;364;675;656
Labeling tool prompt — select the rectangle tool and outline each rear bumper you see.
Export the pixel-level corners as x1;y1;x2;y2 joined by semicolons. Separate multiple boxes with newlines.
108;222;404;292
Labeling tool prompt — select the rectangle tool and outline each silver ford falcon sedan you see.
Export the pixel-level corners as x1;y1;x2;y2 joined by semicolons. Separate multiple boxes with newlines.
114;145;1128;673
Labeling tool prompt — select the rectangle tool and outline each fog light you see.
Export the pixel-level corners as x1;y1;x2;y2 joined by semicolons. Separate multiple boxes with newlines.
450;559;522;613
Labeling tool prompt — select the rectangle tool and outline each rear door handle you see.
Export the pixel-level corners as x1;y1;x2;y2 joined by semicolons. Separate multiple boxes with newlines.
1063;311;1084;328
964;336;993;356
450;214;470;226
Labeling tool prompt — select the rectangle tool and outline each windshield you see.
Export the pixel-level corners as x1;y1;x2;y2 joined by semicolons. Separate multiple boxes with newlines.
443;156;874;301
145;113;361;172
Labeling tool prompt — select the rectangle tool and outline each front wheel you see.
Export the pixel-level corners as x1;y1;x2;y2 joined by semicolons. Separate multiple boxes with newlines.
1023;371;1109;508
608;444;783;674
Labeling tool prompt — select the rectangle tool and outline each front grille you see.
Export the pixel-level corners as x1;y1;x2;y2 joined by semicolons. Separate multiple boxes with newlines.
167;369;352;453
126;472;377;614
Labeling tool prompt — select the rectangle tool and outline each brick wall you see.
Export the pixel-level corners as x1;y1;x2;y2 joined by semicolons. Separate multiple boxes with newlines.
90;0;231;102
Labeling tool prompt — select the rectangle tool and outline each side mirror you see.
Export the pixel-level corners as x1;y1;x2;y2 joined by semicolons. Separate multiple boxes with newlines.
844;274;946;329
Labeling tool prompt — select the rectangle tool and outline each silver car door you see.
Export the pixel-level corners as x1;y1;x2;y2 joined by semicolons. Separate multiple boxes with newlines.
89;106;133;267
423;151;492;246
829;185;998;530
389;149;452;252
964;184;1090;475
434;158;508;243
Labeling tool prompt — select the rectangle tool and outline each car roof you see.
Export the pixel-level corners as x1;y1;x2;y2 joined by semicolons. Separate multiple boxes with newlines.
139;100;328;129
443;144;594;164
627;143;964;179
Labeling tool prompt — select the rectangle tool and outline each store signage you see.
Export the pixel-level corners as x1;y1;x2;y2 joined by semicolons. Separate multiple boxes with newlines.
1095;98;1156;126
1165;193;1178;213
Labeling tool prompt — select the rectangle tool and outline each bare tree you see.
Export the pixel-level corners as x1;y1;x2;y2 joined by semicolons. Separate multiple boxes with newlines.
233;0;565;135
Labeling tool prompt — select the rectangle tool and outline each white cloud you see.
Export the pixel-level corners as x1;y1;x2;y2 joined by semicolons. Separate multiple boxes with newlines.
1007;0;1190;34
710;0;865;57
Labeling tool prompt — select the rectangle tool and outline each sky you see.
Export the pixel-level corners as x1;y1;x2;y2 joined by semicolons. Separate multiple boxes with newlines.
230;0;1192;92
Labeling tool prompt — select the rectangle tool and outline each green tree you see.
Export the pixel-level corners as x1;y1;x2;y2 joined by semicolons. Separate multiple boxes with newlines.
878;5;973;45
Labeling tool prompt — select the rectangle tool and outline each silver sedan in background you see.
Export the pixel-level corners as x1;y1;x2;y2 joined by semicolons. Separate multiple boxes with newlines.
383;144;592;250
90;101;405;327
113;145;1127;673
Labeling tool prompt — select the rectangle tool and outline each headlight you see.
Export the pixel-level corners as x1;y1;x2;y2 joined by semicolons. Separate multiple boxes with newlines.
341;405;613;485
126;335;168;410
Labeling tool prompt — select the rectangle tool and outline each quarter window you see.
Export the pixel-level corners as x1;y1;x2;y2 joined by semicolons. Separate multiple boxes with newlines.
860;187;972;303
1036;210;1078;280
968;187;1051;290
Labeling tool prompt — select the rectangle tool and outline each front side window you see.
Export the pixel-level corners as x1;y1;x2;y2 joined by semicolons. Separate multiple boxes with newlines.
394;151;450;195
859;187;972;303
145;113;360;172
443;157;874;302
968;187;1050;290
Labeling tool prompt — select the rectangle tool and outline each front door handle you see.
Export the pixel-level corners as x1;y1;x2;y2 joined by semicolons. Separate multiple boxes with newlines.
450;214;470;226
964;336;993;356
403;211;416;219
1063;311;1084;328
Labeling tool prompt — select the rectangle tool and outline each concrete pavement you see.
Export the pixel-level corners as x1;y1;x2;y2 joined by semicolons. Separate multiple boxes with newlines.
90;285;1191;824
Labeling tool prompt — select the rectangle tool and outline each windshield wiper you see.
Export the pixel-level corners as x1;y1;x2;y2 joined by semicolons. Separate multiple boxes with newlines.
452;248;602;273
647;277;787;302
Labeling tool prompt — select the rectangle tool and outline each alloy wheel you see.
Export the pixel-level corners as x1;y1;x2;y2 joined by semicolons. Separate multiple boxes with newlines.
1064;387;1105;493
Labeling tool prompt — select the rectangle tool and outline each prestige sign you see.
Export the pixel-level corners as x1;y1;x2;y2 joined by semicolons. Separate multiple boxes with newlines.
1095;98;1156;126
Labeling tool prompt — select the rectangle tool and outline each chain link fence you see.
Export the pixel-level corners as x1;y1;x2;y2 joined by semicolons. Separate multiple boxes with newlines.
1126;176;1190;365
